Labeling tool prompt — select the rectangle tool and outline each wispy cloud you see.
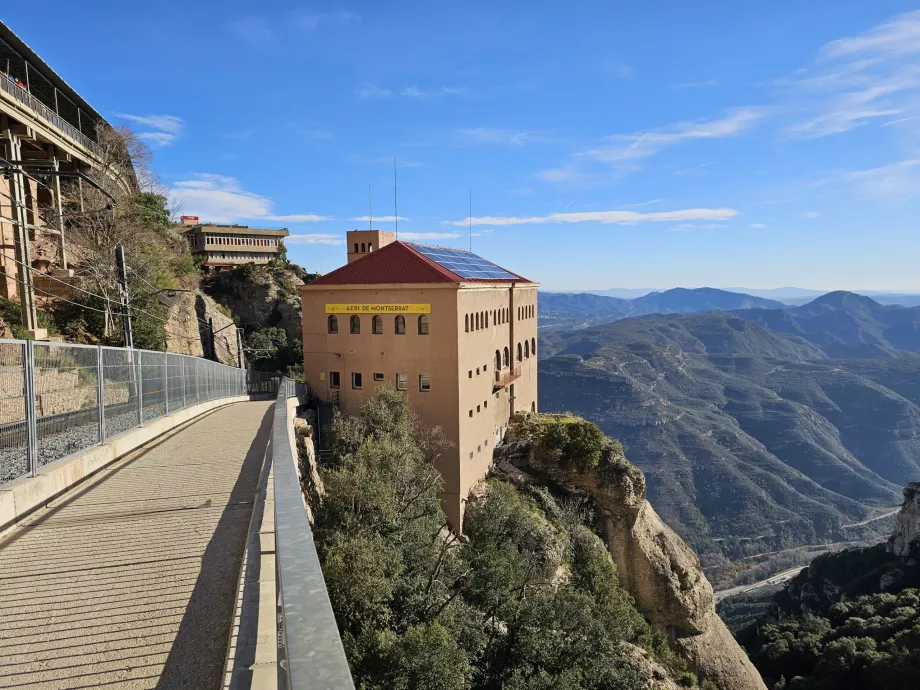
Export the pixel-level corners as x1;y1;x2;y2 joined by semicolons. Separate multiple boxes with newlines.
350;215;409;223
399;232;466;240
784;10;920;138
401;85;467;99
674;79;718;89
750;223;767;229
445;207;738;227
355;82;392;99
586;109;764;163
804;211;820;218
286;234;343;245
602;61;632;78
458;127;553;146
169;174;331;224
112;113;184;147
844;159;920;199
229;16;273;43
297;9;357;29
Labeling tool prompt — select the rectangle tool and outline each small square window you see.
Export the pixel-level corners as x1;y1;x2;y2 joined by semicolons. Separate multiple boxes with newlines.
485;439;489;447
476;405;481;413
330;371;340;389
484;364;488;371
469;370;473;378
373;373;385;382
477;445;481;453
352;372;363;389
469;452;474;460
476;367;480;375
469;410;473;418
419;375;431;392
396;373;408;391
484;400;488;409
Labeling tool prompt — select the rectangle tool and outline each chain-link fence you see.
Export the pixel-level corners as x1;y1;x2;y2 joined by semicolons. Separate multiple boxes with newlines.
0;339;267;488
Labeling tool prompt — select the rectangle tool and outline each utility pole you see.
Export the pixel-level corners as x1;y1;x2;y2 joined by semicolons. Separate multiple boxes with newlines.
115;244;133;349
52;160;67;269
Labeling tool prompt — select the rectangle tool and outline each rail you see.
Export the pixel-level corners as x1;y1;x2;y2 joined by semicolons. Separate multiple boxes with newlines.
272;377;354;688
493;363;522;390
0;75;101;156
0;338;277;487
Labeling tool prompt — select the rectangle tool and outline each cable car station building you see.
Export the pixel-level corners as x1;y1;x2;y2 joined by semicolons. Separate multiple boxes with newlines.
300;230;538;527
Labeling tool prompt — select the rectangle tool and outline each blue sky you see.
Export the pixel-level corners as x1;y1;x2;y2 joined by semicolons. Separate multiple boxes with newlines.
8;2;920;291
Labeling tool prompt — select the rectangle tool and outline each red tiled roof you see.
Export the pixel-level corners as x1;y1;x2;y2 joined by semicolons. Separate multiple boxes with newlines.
306;241;532;286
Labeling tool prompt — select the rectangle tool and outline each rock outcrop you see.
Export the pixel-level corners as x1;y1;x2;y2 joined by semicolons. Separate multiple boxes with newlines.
889;482;920;558
164;290;240;367
497;417;767;690
293;410;324;524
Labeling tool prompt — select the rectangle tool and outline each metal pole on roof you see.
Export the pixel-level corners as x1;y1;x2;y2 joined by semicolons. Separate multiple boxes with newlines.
23;61;29;92
368;184;372;230
393;156;398;239
469;189;472;252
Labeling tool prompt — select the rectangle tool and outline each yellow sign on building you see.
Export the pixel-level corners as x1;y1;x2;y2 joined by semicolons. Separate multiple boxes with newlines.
325;303;431;314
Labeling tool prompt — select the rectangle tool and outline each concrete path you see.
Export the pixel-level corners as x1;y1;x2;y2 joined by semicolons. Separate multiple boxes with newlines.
0;401;273;690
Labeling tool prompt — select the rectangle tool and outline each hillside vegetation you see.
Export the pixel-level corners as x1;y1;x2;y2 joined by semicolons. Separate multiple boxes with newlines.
312;388;708;690
538;296;920;576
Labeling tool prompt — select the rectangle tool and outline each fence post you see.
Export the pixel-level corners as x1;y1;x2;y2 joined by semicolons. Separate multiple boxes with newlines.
23;340;37;477
137;350;143;426
164;353;169;415
97;345;105;442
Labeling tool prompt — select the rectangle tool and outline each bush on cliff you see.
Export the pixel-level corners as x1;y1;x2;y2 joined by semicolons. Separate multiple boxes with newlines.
314;387;687;689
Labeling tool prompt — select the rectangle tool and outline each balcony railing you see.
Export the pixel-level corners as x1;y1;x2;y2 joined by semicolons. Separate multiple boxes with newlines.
493;363;522;390
0;75;100;156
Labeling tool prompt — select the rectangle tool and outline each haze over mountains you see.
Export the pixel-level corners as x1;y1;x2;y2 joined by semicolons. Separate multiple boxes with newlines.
537;291;920;566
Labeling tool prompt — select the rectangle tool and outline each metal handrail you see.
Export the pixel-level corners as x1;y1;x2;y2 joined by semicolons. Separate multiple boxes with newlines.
0;75;100;155
272;377;354;689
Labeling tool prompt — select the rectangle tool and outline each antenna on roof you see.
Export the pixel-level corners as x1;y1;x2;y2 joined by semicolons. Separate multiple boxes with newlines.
393;156;398;239
368;184;373;231
469;189;472;252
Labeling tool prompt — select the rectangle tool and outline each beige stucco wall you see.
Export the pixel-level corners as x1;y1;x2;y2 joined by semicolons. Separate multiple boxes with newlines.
300;281;538;528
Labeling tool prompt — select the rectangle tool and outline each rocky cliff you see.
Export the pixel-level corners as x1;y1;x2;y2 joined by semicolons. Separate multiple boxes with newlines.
201;263;304;342
889;482;920;558
496;414;766;690
164;290;240;366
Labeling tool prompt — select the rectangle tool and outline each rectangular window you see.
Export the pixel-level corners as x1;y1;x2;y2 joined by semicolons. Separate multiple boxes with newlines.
476;404;481;413
469;410;473;418
469;452;474;460
396;373;408;391
477;445;481;453
485;439;489;447
419;375;431;392
373;373;384;382
476;367;480;376
469;370;472;378
484;364;488;371
484;400;488;408
352;372;363;389
330;371;340;389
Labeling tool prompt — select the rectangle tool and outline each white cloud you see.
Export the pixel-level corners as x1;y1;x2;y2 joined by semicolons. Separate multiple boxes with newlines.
445;207;739;227
603;61;632;78
674;79;718;89
350;215;409;222
804;211;820;218
399;232;463;240
286;234;343;245
750;223;767;229
229;16;273;43
297;9;357;29
458;127;551;146
586;109;764;163
169;174;331;225
401;86;466;99
112;113;184;147
784;10;920;138
844;159;920;199
355;83;392;99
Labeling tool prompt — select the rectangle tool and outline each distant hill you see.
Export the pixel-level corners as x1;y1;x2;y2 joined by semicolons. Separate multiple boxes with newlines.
538;295;920;562
540;287;788;332
736;290;920;357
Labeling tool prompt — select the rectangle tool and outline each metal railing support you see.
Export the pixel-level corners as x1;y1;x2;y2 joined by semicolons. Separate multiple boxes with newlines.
137;350;144;426
97;345;105;442
164;354;169;416
23;340;37;477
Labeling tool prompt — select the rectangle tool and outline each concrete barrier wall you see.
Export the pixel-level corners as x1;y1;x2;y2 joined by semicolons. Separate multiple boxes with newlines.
0;395;250;537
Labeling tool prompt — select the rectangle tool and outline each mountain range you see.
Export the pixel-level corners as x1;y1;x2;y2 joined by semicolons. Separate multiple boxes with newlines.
537;291;920;565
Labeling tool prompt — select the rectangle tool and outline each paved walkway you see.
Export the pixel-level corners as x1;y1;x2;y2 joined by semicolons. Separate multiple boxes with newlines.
0;401;273;690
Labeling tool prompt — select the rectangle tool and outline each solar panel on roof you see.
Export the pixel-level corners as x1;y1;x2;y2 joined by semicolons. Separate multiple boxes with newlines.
410;244;519;280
